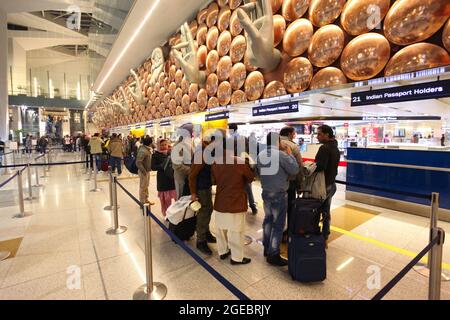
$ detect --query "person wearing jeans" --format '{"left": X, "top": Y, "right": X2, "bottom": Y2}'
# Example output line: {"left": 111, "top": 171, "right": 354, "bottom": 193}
{"left": 108, "top": 133, "right": 124, "bottom": 175}
{"left": 314, "top": 125, "right": 340, "bottom": 247}
{"left": 88, "top": 133, "right": 103, "bottom": 171}
{"left": 257, "top": 132, "right": 299, "bottom": 266}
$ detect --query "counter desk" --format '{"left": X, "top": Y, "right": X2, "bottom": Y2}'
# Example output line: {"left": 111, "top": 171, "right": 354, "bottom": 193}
{"left": 346, "top": 147, "right": 450, "bottom": 222}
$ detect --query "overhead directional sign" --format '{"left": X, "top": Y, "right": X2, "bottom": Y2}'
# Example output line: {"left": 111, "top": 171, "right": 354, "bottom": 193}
{"left": 146, "top": 122, "right": 154, "bottom": 128}
{"left": 160, "top": 120, "right": 171, "bottom": 127}
{"left": 253, "top": 102, "right": 299, "bottom": 117}
{"left": 351, "top": 79, "right": 450, "bottom": 106}
{"left": 205, "top": 111, "right": 230, "bottom": 122}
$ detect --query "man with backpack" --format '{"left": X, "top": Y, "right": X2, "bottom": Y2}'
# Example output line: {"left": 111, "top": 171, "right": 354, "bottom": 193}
{"left": 315, "top": 125, "right": 340, "bottom": 248}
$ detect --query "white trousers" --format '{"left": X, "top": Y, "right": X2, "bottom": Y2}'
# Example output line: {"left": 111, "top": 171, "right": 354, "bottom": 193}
{"left": 214, "top": 211, "right": 245, "bottom": 262}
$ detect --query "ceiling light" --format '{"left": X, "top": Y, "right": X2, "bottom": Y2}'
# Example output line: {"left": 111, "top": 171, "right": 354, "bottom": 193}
{"left": 96, "top": 0, "right": 161, "bottom": 92}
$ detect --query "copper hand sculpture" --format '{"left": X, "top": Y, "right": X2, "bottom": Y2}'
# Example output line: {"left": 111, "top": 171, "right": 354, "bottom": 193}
{"left": 171, "top": 22, "right": 206, "bottom": 86}
{"left": 237, "top": 0, "right": 281, "bottom": 71}
{"left": 128, "top": 69, "right": 148, "bottom": 105}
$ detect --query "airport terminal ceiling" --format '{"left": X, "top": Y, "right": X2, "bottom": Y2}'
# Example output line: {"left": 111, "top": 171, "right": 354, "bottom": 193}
{"left": 90, "top": 0, "right": 450, "bottom": 130}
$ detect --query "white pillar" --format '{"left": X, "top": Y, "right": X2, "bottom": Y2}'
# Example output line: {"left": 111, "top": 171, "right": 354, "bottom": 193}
{"left": 0, "top": 10, "right": 8, "bottom": 140}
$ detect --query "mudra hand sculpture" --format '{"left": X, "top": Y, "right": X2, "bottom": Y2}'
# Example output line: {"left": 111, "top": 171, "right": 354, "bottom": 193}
{"left": 106, "top": 87, "right": 131, "bottom": 116}
{"left": 171, "top": 22, "right": 206, "bottom": 86}
{"left": 149, "top": 47, "right": 164, "bottom": 87}
{"left": 237, "top": 0, "right": 281, "bottom": 71}
{"left": 128, "top": 69, "right": 148, "bottom": 105}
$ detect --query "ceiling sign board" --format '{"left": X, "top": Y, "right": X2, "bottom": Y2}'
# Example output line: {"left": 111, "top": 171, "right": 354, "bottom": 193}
{"left": 160, "top": 120, "right": 171, "bottom": 127}
{"left": 253, "top": 102, "right": 299, "bottom": 117}
{"left": 351, "top": 79, "right": 450, "bottom": 106}
{"left": 146, "top": 122, "right": 154, "bottom": 128}
{"left": 205, "top": 112, "right": 230, "bottom": 122}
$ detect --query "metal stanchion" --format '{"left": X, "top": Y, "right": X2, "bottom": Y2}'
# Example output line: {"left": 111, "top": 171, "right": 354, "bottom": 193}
{"left": 429, "top": 228, "right": 445, "bottom": 300}
{"left": 13, "top": 170, "right": 27, "bottom": 219}
{"left": 106, "top": 177, "right": 126, "bottom": 235}
{"left": 133, "top": 204, "right": 167, "bottom": 300}
{"left": 0, "top": 251, "right": 10, "bottom": 261}
{"left": 33, "top": 162, "right": 42, "bottom": 187}
{"left": 47, "top": 151, "right": 51, "bottom": 172}
{"left": 86, "top": 155, "right": 92, "bottom": 180}
{"left": 41, "top": 154, "right": 48, "bottom": 178}
{"left": 414, "top": 193, "right": 450, "bottom": 281}
{"left": 3, "top": 153, "right": 11, "bottom": 175}
{"left": 25, "top": 163, "right": 36, "bottom": 201}
{"left": 12, "top": 151, "right": 16, "bottom": 167}
{"left": 90, "top": 159, "right": 101, "bottom": 192}
{"left": 104, "top": 172, "right": 115, "bottom": 211}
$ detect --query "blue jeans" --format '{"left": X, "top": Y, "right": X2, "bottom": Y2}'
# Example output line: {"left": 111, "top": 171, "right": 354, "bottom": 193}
{"left": 93, "top": 154, "right": 101, "bottom": 171}
{"left": 322, "top": 183, "right": 337, "bottom": 240}
{"left": 262, "top": 191, "right": 288, "bottom": 257}
{"left": 110, "top": 156, "right": 122, "bottom": 175}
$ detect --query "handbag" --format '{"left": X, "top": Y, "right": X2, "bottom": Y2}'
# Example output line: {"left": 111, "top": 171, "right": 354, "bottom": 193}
{"left": 168, "top": 199, "right": 197, "bottom": 241}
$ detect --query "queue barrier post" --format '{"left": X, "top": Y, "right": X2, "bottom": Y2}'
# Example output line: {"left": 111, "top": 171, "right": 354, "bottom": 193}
{"left": 133, "top": 204, "right": 167, "bottom": 300}
{"left": 104, "top": 170, "right": 113, "bottom": 210}
{"left": 47, "top": 151, "right": 51, "bottom": 172}
{"left": 106, "top": 176, "right": 127, "bottom": 235}
{"left": 33, "top": 158, "right": 43, "bottom": 187}
{"left": 13, "top": 169, "right": 28, "bottom": 219}
{"left": 25, "top": 163, "right": 35, "bottom": 201}
{"left": 3, "top": 153, "right": 11, "bottom": 175}
{"left": 41, "top": 153, "right": 48, "bottom": 178}
{"left": 413, "top": 193, "right": 450, "bottom": 281}
{"left": 90, "top": 159, "right": 101, "bottom": 192}
{"left": 429, "top": 228, "right": 445, "bottom": 300}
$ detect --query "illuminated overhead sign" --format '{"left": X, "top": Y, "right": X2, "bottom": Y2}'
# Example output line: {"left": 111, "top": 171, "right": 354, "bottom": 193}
{"left": 252, "top": 102, "right": 299, "bottom": 117}
{"left": 160, "top": 120, "right": 171, "bottom": 127}
{"left": 205, "top": 112, "right": 230, "bottom": 122}
{"left": 351, "top": 79, "right": 450, "bottom": 106}
{"left": 146, "top": 122, "right": 153, "bottom": 128}
{"left": 362, "top": 116, "right": 398, "bottom": 121}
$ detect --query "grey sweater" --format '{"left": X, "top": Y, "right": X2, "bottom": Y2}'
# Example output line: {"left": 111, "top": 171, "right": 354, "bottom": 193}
{"left": 257, "top": 147, "right": 300, "bottom": 193}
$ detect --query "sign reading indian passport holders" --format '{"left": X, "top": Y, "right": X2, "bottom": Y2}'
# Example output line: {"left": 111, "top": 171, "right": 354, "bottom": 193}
{"left": 253, "top": 102, "right": 299, "bottom": 116}
{"left": 205, "top": 111, "right": 230, "bottom": 122}
{"left": 351, "top": 79, "right": 450, "bottom": 106}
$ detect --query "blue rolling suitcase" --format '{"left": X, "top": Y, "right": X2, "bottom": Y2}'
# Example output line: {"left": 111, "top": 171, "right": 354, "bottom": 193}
{"left": 288, "top": 233, "right": 327, "bottom": 283}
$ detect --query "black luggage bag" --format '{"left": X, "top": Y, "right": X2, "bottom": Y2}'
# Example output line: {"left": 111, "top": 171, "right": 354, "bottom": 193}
{"left": 289, "top": 197, "right": 323, "bottom": 235}
{"left": 169, "top": 201, "right": 196, "bottom": 241}
{"left": 288, "top": 233, "right": 327, "bottom": 282}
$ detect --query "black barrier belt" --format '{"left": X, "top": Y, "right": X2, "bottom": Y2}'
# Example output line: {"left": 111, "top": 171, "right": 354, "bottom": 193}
{"left": 114, "top": 179, "right": 250, "bottom": 301}
{"left": 115, "top": 179, "right": 143, "bottom": 208}
{"left": 335, "top": 180, "right": 432, "bottom": 201}
{"left": 0, "top": 160, "right": 87, "bottom": 168}
{"left": 19, "top": 166, "right": 27, "bottom": 173}
{"left": 371, "top": 235, "right": 439, "bottom": 300}
{"left": 0, "top": 171, "right": 20, "bottom": 189}
{"left": 34, "top": 154, "right": 46, "bottom": 161}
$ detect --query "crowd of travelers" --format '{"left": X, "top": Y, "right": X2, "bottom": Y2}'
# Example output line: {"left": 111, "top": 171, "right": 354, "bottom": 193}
{"left": 95, "top": 123, "right": 340, "bottom": 268}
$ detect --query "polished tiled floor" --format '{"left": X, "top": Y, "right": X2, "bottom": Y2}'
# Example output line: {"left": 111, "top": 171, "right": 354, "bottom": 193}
{"left": 0, "top": 151, "right": 449, "bottom": 300}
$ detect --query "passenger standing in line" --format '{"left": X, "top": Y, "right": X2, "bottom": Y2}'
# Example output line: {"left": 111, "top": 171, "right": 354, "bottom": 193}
{"left": 88, "top": 133, "right": 103, "bottom": 170}
{"left": 257, "top": 132, "right": 299, "bottom": 266}
{"left": 151, "top": 139, "right": 177, "bottom": 216}
{"left": 25, "top": 135, "right": 32, "bottom": 154}
{"left": 279, "top": 126, "right": 304, "bottom": 242}
{"left": 189, "top": 136, "right": 216, "bottom": 255}
{"left": 108, "top": 133, "right": 124, "bottom": 175}
{"left": 315, "top": 125, "right": 340, "bottom": 248}
{"left": 228, "top": 123, "right": 258, "bottom": 215}
{"left": 212, "top": 136, "right": 255, "bottom": 265}
{"left": 173, "top": 123, "right": 194, "bottom": 199}
{"left": 136, "top": 136, "right": 155, "bottom": 205}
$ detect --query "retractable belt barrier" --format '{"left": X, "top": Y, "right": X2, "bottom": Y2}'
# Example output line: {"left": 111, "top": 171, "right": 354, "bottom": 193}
{"left": 0, "top": 171, "right": 20, "bottom": 189}
{"left": 0, "top": 160, "right": 88, "bottom": 168}
{"left": 372, "top": 233, "right": 442, "bottom": 300}
{"left": 114, "top": 179, "right": 250, "bottom": 301}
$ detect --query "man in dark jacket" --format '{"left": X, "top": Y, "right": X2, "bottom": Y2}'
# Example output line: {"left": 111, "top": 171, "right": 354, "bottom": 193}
{"left": 315, "top": 125, "right": 340, "bottom": 247}
{"left": 189, "top": 137, "right": 217, "bottom": 255}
